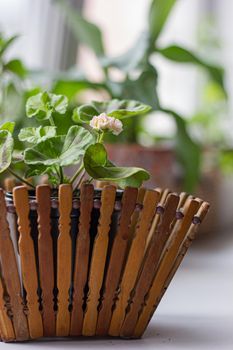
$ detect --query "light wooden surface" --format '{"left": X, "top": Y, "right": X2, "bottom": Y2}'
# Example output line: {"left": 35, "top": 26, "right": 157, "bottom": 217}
{"left": 13, "top": 186, "right": 43, "bottom": 339}
{"left": 109, "top": 189, "right": 161, "bottom": 336}
{"left": 96, "top": 187, "right": 138, "bottom": 336}
{"left": 82, "top": 185, "right": 116, "bottom": 336}
{"left": 70, "top": 184, "right": 94, "bottom": 336}
{"left": 56, "top": 184, "right": 73, "bottom": 337}
{"left": 36, "top": 185, "right": 55, "bottom": 336}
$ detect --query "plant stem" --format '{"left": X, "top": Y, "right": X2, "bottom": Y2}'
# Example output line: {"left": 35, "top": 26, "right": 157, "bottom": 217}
{"left": 49, "top": 115, "right": 55, "bottom": 126}
{"left": 70, "top": 163, "right": 84, "bottom": 184}
{"left": 7, "top": 168, "right": 35, "bottom": 189}
{"left": 75, "top": 169, "right": 86, "bottom": 189}
{"left": 59, "top": 166, "right": 64, "bottom": 183}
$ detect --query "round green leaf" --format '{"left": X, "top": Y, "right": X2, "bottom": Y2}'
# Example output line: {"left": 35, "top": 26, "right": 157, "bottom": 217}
{"left": 73, "top": 99, "right": 151, "bottom": 124}
{"left": 83, "top": 143, "right": 150, "bottom": 188}
{"left": 26, "top": 91, "right": 68, "bottom": 121}
{"left": 0, "top": 130, "right": 14, "bottom": 173}
{"left": 24, "top": 126, "right": 94, "bottom": 167}
{"left": 0, "top": 122, "right": 15, "bottom": 133}
{"left": 18, "top": 126, "right": 56, "bottom": 144}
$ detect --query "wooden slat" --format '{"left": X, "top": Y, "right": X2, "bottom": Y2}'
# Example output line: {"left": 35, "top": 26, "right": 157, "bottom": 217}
{"left": 3, "top": 178, "right": 16, "bottom": 192}
{"left": 96, "top": 187, "right": 138, "bottom": 336}
{"left": 82, "top": 185, "right": 116, "bottom": 336}
{"left": 146, "top": 188, "right": 170, "bottom": 247}
{"left": 134, "top": 200, "right": 209, "bottom": 338}
{"left": 120, "top": 193, "right": 179, "bottom": 337}
{"left": 0, "top": 275, "right": 15, "bottom": 342}
{"left": 56, "top": 184, "right": 72, "bottom": 336}
{"left": 109, "top": 189, "right": 160, "bottom": 336}
{"left": 36, "top": 185, "right": 55, "bottom": 336}
{"left": 0, "top": 189, "right": 29, "bottom": 341}
{"left": 70, "top": 184, "right": 94, "bottom": 336}
{"left": 13, "top": 186, "right": 43, "bottom": 339}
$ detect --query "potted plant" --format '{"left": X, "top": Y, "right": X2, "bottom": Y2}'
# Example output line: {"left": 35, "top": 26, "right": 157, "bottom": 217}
{"left": 0, "top": 91, "right": 209, "bottom": 342}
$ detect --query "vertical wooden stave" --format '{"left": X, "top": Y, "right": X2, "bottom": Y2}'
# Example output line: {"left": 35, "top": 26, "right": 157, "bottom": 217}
{"left": 82, "top": 185, "right": 116, "bottom": 336}
{"left": 0, "top": 275, "right": 15, "bottom": 342}
{"left": 36, "top": 185, "right": 55, "bottom": 336}
{"left": 0, "top": 189, "right": 29, "bottom": 341}
{"left": 109, "top": 189, "right": 161, "bottom": 336}
{"left": 120, "top": 193, "right": 179, "bottom": 338}
{"left": 13, "top": 186, "right": 43, "bottom": 339}
{"left": 70, "top": 184, "right": 94, "bottom": 336}
{"left": 96, "top": 187, "right": 138, "bottom": 336}
{"left": 133, "top": 200, "right": 209, "bottom": 338}
{"left": 56, "top": 184, "right": 73, "bottom": 337}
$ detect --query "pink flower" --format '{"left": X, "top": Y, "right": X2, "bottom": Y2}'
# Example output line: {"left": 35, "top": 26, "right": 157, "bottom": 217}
{"left": 90, "top": 113, "right": 123, "bottom": 135}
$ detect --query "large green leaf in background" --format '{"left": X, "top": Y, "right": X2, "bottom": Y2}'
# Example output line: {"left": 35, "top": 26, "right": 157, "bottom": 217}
{"left": 73, "top": 99, "right": 151, "bottom": 123}
{"left": 0, "top": 130, "right": 14, "bottom": 173}
{"left": 52, "top": 79, "right": 105, "bottom": 101}
{"left": 4, "top": 59, "right": 27, "bottom": 78}
{"left": 56, "top": 0, "right": 104, "bottom": 57}
{"left": 100, "top": 32, "right": 150, "bottom": 72}
{"left": 122, "top": 65, "right": 159, "bottom": 109}
{"left": 161, "top": 108, "right": 201, "bottom": 192}
{"left": 149, "top": 0, "right": 177, "bottom": 43}
{"left": 157, "top": 44, "right": 226, "bottom": 95}
{"left": 0, "top": 34, "right": 18, "bottom": 56}
{"left": 24, "top": 125, "right": 93, "bottom": 167}
{"left": 84, "top": 143, "right": 150, "bottom": 188}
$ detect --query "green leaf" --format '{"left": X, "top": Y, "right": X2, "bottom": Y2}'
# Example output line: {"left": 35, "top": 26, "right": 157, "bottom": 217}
{"left": 26, "top": 91, "right": 68, "bottom": 121}
{"left": 0, "top": 130, "right": 14, "bottom": 173}
{"left": 18, "top": 126, "right": 57, "bottom": 144}
{"left": 0, "top": 34, "right": 18, "bottom": 56}
{"left": 56, "top": 0, "right": 104, "bottom": 57}
{"left": 4, "top": 59, "right": 27, "bottom": 78}
{"left": 84, "top": 143, "right": 150, "bottom": 188}
{"left": 52, "top": 79, "right": 104, "bottom": 100}
{"left": 0, "top": 122, "right": 15, "bottom": 133}
{"left": 73, "top": 99, "right": 151, "bottom": 123}
{"left": 157, "top": 45, "right": 226, "bottom": 94}
{"left": 24, "top": 125, "right": 94, "bottom": 167}
{"left": 162, "top": 108, "right": 201, "bottom": 192}
{"left": 149, "top": 0, "right": 176, "bottom": 42}
{"left": 122, "top": 65, "right": 159, "bottom": 109}
{"left": 100, "top": 32, "right": 150, "bottom": 72}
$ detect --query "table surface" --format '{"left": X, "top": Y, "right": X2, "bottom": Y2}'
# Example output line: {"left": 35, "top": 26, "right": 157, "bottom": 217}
{"left": 1, "top": 229, "right": 233, "bottom": 350}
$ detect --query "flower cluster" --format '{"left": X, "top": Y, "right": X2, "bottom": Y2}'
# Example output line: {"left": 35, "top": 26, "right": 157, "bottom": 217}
{"left": 90, "top": 113, "right": 123, "bottom": 135}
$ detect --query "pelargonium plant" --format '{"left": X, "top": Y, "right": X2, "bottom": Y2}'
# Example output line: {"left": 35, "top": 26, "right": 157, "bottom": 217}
{"left": 0, "top": 91, "right": 151, "bottom": 190}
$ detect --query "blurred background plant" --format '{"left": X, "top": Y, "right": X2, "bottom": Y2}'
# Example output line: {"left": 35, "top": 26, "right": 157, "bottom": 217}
{"left": 0, "top": 0, "right": 233, "bottom": 234}
{"left": 51, "top": 0, "right": 227, "bottom": 192}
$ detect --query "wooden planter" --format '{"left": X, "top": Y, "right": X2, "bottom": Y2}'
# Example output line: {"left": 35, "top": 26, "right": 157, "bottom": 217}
{"left": 0, "top": 184, "right": 209, "bottom": 342}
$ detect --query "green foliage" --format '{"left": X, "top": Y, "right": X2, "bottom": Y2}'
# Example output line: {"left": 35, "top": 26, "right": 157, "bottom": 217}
{"left": 56, "top": 0, "right": 104, "bottom": 57}
{"left": 18, "top": 126, "right": 57, "bottom": 144}
{"left": 0, "top": 91, "right": 150, "bottom": 188}
{"left": 26, "top": 91, "right": 68, "bottom": 121}
{"left": 55, "top": 0, "right": 227, "bottom": 191}
{"left": 149, "top": 0, "right": 177, "bottom": 42}
{"left": 157, "top": 45, "right": 226, "bottom": 95}
{"left": 84, "top": 143, "right": 150, "bottom": 188}
{"left": 0, "top": 130, "right": 14, "bottom": 173}
{"left": 73, "top": 99, "right": 151, "bottom": 123}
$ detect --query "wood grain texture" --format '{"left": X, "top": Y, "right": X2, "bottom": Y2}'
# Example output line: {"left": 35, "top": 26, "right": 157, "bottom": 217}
{"left": 36, "top": 185, "right": 55, "bottom": 336}
{"left": 56, "top": 184, "right": 72, "bottom": 337}
{"left": 133, "top": 200, "right": 209, "bottom": 338}
{"left": 109, "top": 189, "right": 161, "bottom": 336}
{"left": 13, "top": 186, "right": 43, "bottom": 339}
{"left": 120, "top": 193, "right": 179, "bottom": 338}
{"left": 96, "top": 187, "right": 138, "bottom": 336}
{"left": 0, "top": 189, "right": 29, "bottom": 341}
{"left": 70, "top": 184, "right": 94, "bottom": 336}
{"left": 82, "top": 185, "right": 116, "bottom": 336}
{"left": 0, "top": 275, "right": 15, "bottom": 342}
